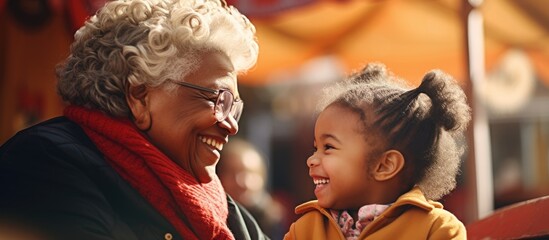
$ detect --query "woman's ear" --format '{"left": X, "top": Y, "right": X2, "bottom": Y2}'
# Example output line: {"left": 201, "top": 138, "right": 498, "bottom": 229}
{"left": 126, "top": 84, "right": 152, "bottom": 131}
{"left": 372, "top": 150, "right": 405, "bottom": 181}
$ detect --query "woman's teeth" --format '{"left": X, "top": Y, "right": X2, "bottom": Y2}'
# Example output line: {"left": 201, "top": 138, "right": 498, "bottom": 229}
{"left": 314, "top": 178, "right": 330, "bottom": 185}
{"left": 199, "top": 136, "right": 223, "bottom": 151}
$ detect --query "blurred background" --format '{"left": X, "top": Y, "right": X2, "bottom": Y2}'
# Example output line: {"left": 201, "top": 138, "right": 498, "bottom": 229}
{"left": 1, "top": 0, "right": 548, "bottom": 232}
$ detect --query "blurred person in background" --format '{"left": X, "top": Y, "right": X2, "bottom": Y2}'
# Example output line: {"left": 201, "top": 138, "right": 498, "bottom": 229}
{"left": 0, "top": 0, "right": 267, "bottom": 239}
{"left": 218, "top": 138, "right": 290, "bottom": 239}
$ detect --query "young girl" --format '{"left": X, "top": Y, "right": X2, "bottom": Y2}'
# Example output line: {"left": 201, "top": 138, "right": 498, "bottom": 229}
{"left": 284, "top": 63, "right": 471, "bottom": 239}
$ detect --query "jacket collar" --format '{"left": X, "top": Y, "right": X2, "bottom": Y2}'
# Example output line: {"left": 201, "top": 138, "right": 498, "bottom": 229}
{"left": 295, "top": 186, "right": 443, "bottom": 217}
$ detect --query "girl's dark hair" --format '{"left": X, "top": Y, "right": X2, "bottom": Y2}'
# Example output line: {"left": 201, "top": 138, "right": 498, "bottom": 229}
{"left": 319, "top": 63, "right": 471, "bottom": 200}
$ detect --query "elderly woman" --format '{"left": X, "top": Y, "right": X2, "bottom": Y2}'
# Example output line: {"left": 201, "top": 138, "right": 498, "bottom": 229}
{"left": 0, "top": 0, "right": 264, "bottom": 239}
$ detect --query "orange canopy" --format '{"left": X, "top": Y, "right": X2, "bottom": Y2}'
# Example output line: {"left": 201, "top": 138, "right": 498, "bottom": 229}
{"left": 237, "top": 0, "right": 549, "bottom": 86}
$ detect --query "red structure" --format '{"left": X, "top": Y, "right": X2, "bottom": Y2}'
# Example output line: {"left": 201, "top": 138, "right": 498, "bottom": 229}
{"left": 467, "top": 195, "right": 549, "bottom": 239}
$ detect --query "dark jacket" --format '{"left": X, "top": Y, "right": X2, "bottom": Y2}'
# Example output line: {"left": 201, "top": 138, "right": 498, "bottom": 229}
{"left": 0, "top": 117, "right": 268, "bottom": 240}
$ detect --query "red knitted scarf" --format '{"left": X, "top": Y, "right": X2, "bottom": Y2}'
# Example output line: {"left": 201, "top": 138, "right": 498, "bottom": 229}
{"left": 65, "top": 106, "right": 234, "bottom": 240}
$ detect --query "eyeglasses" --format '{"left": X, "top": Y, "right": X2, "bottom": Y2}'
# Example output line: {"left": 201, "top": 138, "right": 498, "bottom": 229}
{"left": 172, "top": 81, "right": 243, "bottom": 122}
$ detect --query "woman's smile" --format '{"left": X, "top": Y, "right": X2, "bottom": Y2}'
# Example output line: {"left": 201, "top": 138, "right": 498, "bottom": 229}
{"left": 199, "top": 135, "right": 225, "bottom": 151}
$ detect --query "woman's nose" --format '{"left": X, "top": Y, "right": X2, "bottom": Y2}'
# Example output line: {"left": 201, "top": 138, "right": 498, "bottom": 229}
{"left": 217, "top": 115, "right": 239, "bottom": 135}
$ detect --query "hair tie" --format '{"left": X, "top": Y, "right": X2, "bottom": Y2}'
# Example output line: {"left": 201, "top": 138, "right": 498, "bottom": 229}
{"left": 399, "top": 71, "right": 434, "bottom": 105}
{"left": 416, "top": 72, "right": 437, "bottom": 95}
{"left": 400, "top": 88, "right": 421, "bottom": 103}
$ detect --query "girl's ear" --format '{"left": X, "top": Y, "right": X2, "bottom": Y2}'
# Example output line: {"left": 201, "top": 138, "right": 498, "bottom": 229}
{"left": 372, "top": 150, "right": 405, "bottom": 181}
{"left": 126, "top": 84, "right": 152, "bottom": 131}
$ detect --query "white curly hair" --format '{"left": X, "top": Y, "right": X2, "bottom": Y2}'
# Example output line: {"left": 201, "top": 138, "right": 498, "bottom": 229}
{"left": 57, "top": 0, "right": 258, "bottom": 117}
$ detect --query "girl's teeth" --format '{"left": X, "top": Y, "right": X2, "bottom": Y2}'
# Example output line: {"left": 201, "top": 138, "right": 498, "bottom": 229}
{"left": 314, "top": 179, "right": 330, "bottom": 185}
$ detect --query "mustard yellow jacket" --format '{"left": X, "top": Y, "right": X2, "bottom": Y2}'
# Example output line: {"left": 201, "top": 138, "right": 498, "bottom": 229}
{"left": 284, "top": 187, "right": 466, "bottom": 240}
